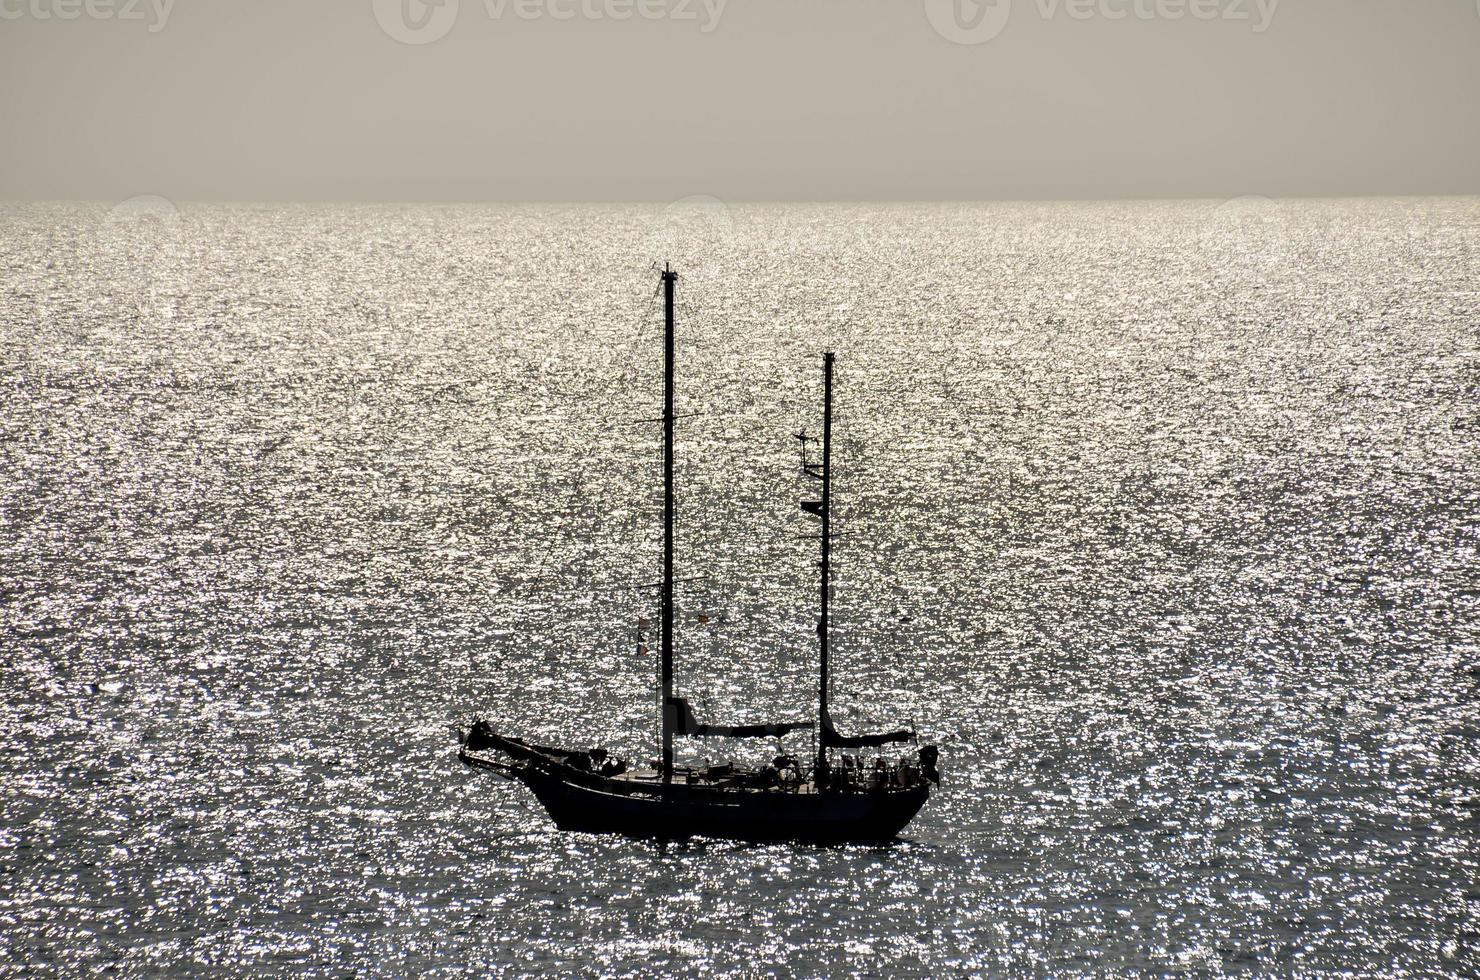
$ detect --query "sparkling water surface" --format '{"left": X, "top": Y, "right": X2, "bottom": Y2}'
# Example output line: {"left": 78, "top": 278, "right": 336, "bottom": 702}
{"left": 1, "top": 199, "right": 1477, "bottom": 976}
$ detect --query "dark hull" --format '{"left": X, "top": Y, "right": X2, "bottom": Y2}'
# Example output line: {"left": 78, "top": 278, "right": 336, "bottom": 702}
{"left": 519, "top": 766, "right": 929, "bottom": 844}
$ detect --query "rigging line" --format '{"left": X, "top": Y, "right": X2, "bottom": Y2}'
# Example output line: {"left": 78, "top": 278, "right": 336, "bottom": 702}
{"left": 597, "top": 280, "right": 665, "bottom": 397}
{"left": 530, "top": 447, "right": 609, "bottom": 575}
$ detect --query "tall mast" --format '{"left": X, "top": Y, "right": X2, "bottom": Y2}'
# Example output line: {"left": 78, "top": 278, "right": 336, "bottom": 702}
{"left": 816, "top": 351, "right": 834, "bottom": 779}
{"left": 660, "top": 265, "right": 677, "bottom": 782}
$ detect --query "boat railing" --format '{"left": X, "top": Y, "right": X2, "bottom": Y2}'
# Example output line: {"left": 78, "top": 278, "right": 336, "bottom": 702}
{"left": 821, "top": 755, "right": 923, "bottom": 792}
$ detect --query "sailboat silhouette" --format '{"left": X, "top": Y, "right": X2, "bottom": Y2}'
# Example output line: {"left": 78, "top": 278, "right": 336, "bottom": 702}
{"left": 461, "top": 266, "right": 939, "bottom": 843}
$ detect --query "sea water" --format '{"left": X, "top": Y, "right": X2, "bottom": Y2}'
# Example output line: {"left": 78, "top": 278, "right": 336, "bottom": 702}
{"left": 1, "top": 198, "right": 1477, "bottom": 975}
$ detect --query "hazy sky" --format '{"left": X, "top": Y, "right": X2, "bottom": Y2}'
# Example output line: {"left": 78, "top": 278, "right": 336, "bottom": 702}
{"left": 2, "top": 0, "right": 1478, "bottom": 201}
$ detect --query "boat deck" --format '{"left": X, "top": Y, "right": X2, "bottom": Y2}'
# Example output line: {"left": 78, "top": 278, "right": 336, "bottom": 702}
{"left": 614, "top": 769, "right": 824, "bottom": 794}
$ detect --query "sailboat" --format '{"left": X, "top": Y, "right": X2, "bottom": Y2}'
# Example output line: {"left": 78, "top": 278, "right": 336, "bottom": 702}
{"left": 460, "top": 265, "right": 939, "bottom": 843}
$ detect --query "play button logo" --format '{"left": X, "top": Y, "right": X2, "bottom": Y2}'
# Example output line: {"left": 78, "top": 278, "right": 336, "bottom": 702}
{"left": 924, "top": 0, "right": 1012, "bottom": 45}
{"left": 373, "top": 0, "right": 460, "bottom": 45}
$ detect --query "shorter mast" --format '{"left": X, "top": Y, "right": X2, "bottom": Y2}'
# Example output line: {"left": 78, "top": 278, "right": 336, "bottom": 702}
{"left": 816, "top": 352, "right": 834, "bottom": 779}
{"left": 803, "top": 352, "right": 912, "bottom": 765}
{"left": 660, "top": 265, "right": 677, "bottom": 782}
